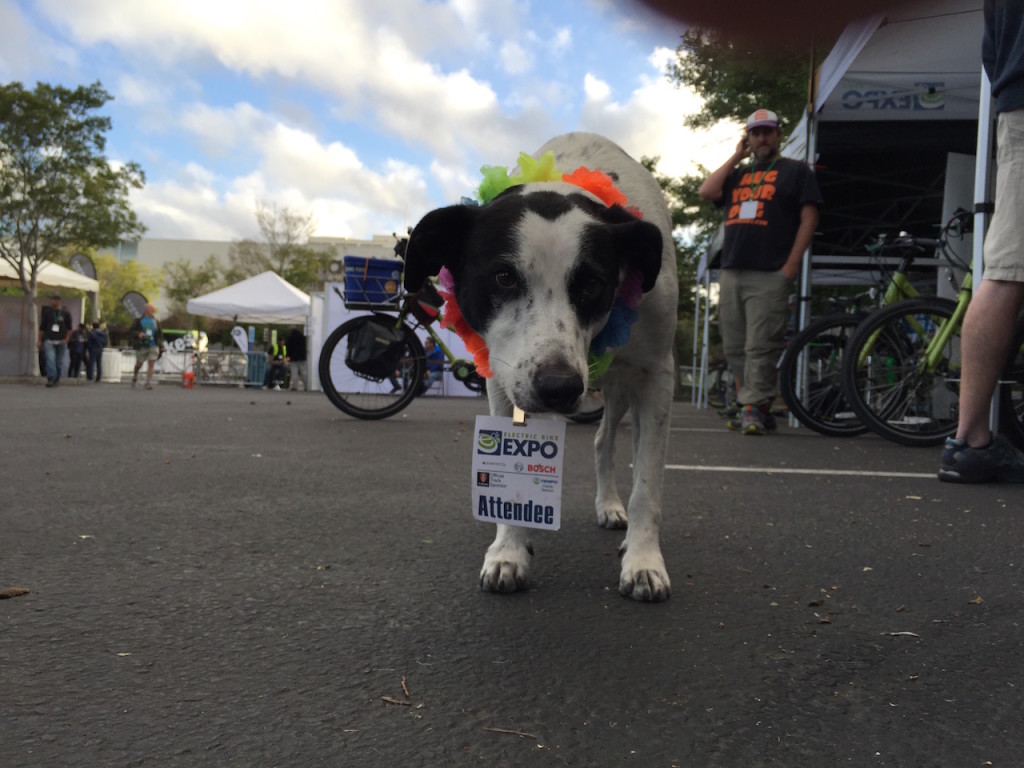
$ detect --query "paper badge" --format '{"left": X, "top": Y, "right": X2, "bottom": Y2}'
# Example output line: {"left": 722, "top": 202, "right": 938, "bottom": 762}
{"left": 471, "top": 415, "right": 566, "bottom": 531}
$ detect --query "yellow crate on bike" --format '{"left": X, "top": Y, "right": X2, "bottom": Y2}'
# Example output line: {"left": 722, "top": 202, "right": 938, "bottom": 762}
{"left": 342, "top": 255, "right": 404, "bottom": 308}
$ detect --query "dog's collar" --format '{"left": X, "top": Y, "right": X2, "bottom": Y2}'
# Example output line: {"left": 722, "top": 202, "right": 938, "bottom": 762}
{"left": 436, "top": 152, "right": 644, "bottom": 381}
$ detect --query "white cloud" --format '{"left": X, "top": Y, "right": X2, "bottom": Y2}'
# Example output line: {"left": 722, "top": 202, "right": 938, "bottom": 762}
{"left": 500, "top": 41, "right": 533, "bottom": 75}
{"left": 133, "top": 102, "right": 434, "bottom": 240}
{"left": 23, "top": 1, "right": 731, "bottom": 242}
{"left": 584, "top": 73, "right": 613, "bottom": 103}
{"left": 579, "top": 47, "right": 740, "bottom": 179}
{"left": 0, "top": 2, "right": 77, "bottom": 80}
{"left": 552, "top": 27, "right": 572, "bottom": 53}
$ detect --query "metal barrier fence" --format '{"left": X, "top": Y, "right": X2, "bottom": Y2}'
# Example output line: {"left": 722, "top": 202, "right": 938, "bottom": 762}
{"left": 121, "top": 348, "right": 268, "bottom": 387}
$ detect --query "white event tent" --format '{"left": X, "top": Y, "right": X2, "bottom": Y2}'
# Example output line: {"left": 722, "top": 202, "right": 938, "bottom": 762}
{"left": 0, "top": 260, "right": 100, "bottom": 293}
{"left": 0, "top": 260, "right": 101, "bottom": 377}
{"left": 186, "top": 271, "right": 311, "bottom": 325}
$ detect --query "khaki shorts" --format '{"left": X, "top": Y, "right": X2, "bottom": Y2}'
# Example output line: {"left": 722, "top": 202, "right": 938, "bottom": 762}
{"left": 983, "top": 108, "right": 1024, "bottom": 282}
{"left": 135, "top": 345, "right": 160, "bottom": 363}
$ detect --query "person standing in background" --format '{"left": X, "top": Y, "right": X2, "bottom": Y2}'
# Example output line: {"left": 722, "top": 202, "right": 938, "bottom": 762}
{"left": 938, "top": 0, "right": 1024, "bottom": 483}
{"left": 37, "top": 293, "right": 73, "bottom": 388}
{"left": 86, "top": 322, "right": 108, "bottom": 383}
{"left": 68, "top": 323, "right": 87, "bottom": 379}
{"left": 699, "top": 108, "right": 822, "bottom": 435}
{"left": 285, "top": 326, "right": 308, "bottom": 392}
{"left": 130, "top": 303, "right": 164, "bottom": 390}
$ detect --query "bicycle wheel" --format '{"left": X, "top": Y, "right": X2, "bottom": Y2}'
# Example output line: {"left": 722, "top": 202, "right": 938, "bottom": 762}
{"left": 778, "top": 314, "right": 868, "bottom": 437}
{"left": 842, "top": 297, "right": 960, "bottom": 447}
{"left": 998, "top": 314, "right": 1024, "bottom": 451}
{"left": 568, "top": 387, "right": 604, "bottom": 424}
{"left": 318, "top": 315, "right": 426, "bottom": 419}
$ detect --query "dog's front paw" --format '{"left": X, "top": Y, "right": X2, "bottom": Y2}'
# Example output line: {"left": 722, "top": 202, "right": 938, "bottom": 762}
{"left": 597, "top": 502, "right": 628, "bottom": 529}
{"left": 618, "top": 547, "right": 671, "bottom": 602}
{"left": 480, "top": 544, "right": 532, "bottom": 593}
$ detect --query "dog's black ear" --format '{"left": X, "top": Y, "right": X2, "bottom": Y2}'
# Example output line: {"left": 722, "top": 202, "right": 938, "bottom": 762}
{"left": 404, "top": 205, "right": 479, "bottom": 291}
{"left": 612, "top": 219, "right": 663, "bottom": 292}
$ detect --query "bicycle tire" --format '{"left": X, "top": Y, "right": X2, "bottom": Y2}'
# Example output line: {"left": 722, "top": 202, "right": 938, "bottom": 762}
{"left": 998, "top": 314, "right": 1024, "bottom": 451}
{"left": 841, "top": 297, "right": 960, "bottom": 447}
{"left": 778, "top": 314, "right": 868, "bottom": 437}
{"left": 318, "top": 315, "right": 426, "bottom": 420}
{"left": 568, "top": 387, "right": 604, "bottom": 424}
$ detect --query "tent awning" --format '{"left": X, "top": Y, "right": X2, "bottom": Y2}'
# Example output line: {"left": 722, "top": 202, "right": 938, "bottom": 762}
{"left": 0, "top": 260, "right": 100, "bottom": 293}
{"left": 186, "top": 271, "right": 311, "bottom": 324}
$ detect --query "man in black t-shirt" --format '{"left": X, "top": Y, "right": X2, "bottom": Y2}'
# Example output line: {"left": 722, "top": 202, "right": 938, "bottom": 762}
{"left": 36, "top": 293, "right": 73, "bottom": 387}
{"left": 699, "top": 108, "right": 822, "bottom": 435}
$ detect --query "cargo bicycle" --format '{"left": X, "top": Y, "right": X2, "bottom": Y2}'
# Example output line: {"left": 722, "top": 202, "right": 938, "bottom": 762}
{"left": 318, "top": 248, "right": 485, "bottom": 419}
{"left": 318, "top": 245, "right": 605, "bottom": 422}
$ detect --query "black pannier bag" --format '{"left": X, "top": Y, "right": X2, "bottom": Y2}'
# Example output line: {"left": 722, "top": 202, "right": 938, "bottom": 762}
{"left": 345, "top": 317, "right": 407, "bottom": 380}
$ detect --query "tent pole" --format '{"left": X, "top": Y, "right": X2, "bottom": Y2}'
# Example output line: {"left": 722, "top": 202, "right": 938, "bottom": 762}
{"left": 700, "top": 271, "right": 711, "bottom": 408}
{"left": 691, "top": 279, "right": 701, "bottom": 405}
{"left": 792, "top": 40, "right": 818, "bottom": 428}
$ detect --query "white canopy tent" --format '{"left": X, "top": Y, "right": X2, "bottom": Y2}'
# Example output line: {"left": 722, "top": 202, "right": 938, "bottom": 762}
{"left": 0, "top": 260, "right": 100, "bottom": 293}
{"left": 186, "top": 271, "right": 311, "bottom": 325}
{"left": 0, "top": 260, "right": 101, "bottom": 377}
{"left": 693, "top": 0, "right": 990, "bottom": 408}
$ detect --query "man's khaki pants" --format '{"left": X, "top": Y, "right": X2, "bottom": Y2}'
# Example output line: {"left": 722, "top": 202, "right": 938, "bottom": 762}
{"left": 718, "top": 268, "right": 791, "bottom": 407}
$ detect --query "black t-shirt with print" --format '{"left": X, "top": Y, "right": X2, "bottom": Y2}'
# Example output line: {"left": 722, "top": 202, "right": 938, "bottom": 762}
{"left": 39, "top": 306, "right": 73, "bottom": 341}
{"left": 718, "top": 157, "right": 823, "bottom": 272}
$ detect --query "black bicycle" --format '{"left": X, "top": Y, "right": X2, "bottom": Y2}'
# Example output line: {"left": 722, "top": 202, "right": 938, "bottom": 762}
{"left": 319, "top": 243, "right": 606, "bottom": 423}
{"left": 319, "top": 245, "right": 486, "bottom": 419}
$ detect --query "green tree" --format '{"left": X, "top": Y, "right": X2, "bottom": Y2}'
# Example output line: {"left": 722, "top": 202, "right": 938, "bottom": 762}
{"left": 0, "top": 80, "right": 145, "bottom": 374}
{"left": 225, "top": 203, "right": 330, "bottom": 293}
{"left": 162, "top": 255, "right": 223, "bottom": 319}
{"left": 668, "top": 29, "right": 811, "bottom": 131}
{"left": 93, "top": 252, "right": 162, "bottom": 341}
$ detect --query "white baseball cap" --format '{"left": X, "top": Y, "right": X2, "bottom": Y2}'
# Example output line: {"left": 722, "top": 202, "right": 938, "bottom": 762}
{"left": 746, "top": 109, "right": 780, "bottom": 130}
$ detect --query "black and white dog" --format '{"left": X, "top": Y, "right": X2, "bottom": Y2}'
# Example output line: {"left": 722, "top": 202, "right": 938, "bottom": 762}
{"left": 404, "top": 133, "right": 678, "bottom": 602}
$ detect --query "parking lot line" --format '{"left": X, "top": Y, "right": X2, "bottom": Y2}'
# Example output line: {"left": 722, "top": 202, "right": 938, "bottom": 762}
{"left": 665, "top": 464, "right": 934, "bottom": 479}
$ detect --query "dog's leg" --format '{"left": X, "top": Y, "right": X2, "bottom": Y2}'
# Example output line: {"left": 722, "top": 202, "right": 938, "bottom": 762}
{"left": 480, "top": 525, "right": 533, "bottom": 593}
{"left": 618, "top": 361, "right": 674, "bottom": 602}
{"left": 478, "top": 385, "right": 533, "bottom": 593}
{"left": 594, "top": 381, "right": 630, "bottom": 528}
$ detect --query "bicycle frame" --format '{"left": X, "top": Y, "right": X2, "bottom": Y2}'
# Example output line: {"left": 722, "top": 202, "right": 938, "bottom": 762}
{"left": 791, "top": 245, "right": 924, "bottom": 418}
{"left": 855, "top": 271, "right": 971, "bottom": 371}
{"left": 370, "top": 289, "right": 482, "bottom": 389}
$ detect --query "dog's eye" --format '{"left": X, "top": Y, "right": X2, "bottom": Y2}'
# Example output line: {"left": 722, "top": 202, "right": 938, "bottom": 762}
{"left": 494, "top": 270, "right": 518, "bottom": 289}
{"left": 580, "top": 277, "right": 605, "bottom": 299}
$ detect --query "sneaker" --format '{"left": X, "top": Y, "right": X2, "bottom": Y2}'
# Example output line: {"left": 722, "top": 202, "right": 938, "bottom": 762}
{"left": 761, "top": 409, "right": 778, "bottom": 432}
{"left": 131, "top": 377, "right": 138, "bottom": 388}
{"left": 273, "top": 384, "right": 281, "bottom": 391}
{"left": 728, "top": 405, "right": 767, "bottom": 435}
{"left": 938, "top": 434, "right": 1024, "bottom": 484}
{"left": 145, "top": 383, "right": 153, "bottom": 390}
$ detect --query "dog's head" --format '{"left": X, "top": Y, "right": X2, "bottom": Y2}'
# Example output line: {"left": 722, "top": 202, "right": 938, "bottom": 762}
{"left": 404, "top": 183, "right": 663, "bottom": 414}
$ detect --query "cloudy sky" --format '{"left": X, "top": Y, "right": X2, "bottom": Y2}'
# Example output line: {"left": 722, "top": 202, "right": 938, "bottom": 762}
{"left": 0, "top": 0, "right": 739, "bottom": 243}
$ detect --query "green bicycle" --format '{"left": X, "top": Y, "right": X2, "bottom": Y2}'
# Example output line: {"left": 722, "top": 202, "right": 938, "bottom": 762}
{"left": 840, "top": 237, "right": 1024, "bottom": 447}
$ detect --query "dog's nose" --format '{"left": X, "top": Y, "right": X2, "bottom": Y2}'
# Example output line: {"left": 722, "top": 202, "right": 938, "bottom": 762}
{"left": 535, "top": 366, "right": 585, "bottom": 413}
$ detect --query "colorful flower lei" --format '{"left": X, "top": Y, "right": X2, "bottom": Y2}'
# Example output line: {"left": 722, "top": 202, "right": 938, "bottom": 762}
{"left": 437, "top": 151, "right": 645, "bottom": 382}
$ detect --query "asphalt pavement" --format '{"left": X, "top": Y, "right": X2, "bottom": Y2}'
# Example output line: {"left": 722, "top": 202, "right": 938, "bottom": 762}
{"left": 1, "top": 378, "right": 1022, "bottom": 767}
